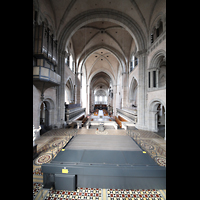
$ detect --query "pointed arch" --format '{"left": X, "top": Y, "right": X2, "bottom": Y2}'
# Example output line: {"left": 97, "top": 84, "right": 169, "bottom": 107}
{"left": 129, "top": 76, "right": 138, "bottom": 106}
{"left": 78, "top": 45, "right": 125, "bottom": 74}
{"left": 58, "top": 8, "right": 146, "bottom": 56}
{"left": 65, "top": 77, "right": 74, "bottom": 104}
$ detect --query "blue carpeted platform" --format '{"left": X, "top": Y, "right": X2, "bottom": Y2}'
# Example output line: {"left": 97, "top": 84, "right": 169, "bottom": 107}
{"left": 42, "top": 135, "right": 166, "bottom": 190}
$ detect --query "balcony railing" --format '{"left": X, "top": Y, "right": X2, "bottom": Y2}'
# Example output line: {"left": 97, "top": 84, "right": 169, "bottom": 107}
{"left": 33, "top": 66, "right": 61, "bottom": 85}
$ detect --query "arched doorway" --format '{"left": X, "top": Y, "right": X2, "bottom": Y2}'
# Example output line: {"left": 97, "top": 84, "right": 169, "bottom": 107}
{"left": 40, "top": 101, "right": 49, "bottom": 135}
{"left": 157, "top": 104, "right": 165, "bottom": 138}
{"left": 148, "top": 100, "right": 166, "bottom": 139}
{"left": 39, "top": 98, "right": 54, "bottom": 135}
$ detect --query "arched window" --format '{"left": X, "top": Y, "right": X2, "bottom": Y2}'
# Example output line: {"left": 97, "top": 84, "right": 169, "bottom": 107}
{"left": 69, "top": 54, "right": 73, "bottom": 71}
{"left": 130, "top": 54, "right": 138, "bottom": 73}
{"left": 148, "top": 51, "right": 166, "bottom": 90}
{"left": 130, "top": 55, "right": 134, "bottom": 72}
{"left": 150, "top": 19, "right": 163, "bottom": 44}
{"left": 129, "top": 77, "right": 138, "bottom": 107}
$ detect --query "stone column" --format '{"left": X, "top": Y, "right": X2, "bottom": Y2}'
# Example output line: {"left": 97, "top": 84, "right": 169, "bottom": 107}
{"left": 91, "top": 89, "right": 94, "bottom": 112}
{"left": 156, "top": 68, "right": 159, "bottom": 88}
{"left": 48, "top": 109, "right": 52, "bottom": 126}
{"left": 56, "top": 50, "right": 66, "bottom": 128}
{"left": 86, "top": 84, "right": 90, "bottom": 114}
{"left": 113, "top": 85, "right": 117, "bottom": 116}
{"left": 74, "top": 84, "right": 77, "bottom": 104}
{"left": 150, "top": 70, "right": 153, "bottom": 88}
{"left": 122, "top": 72, "right": 129, "bottom": 108}
{"left": 76, "top": 72, "right": 82, "bottom": 105}
{"left": 77, "top": 72, "right": 82, "bottom": 106}
{"left": 135, "top": 50, "right": 147, "bottom": 130}
{"left": 164, "top": 110, "right": 166, "bottom": 140}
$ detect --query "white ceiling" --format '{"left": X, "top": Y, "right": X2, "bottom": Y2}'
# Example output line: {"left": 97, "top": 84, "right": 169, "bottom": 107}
{"left": 34, "top": 0, "right": 166, "bottom": 92}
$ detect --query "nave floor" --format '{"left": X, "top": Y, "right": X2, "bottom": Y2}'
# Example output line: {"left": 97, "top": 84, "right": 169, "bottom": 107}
{"left": 33, "top": 128, "right": 166, "bottom": 200}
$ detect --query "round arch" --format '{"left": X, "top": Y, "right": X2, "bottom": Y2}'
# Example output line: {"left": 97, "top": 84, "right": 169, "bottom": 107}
{"left": 150, "top": 12, "right": 165, "bottom": 34}
{"left": 88, "top": 69, "right": 115, "bottom": 87}
{"left": 148, "top": 98, "right": 166, "bottom": 139}
{"left": 39, "top": 97, "right": 55, "bottom": 132}
{"left": 149, "top": 49, "right": 166, "bottom": 69}
{"left": 149, "top": 99, "right": 165, "bottom": 112}
{"left": 58, "top": 8, "right": 146, "bottom": 55}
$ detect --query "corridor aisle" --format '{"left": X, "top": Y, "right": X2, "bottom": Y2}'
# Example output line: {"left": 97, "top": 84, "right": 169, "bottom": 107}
{"left": 33, "top": 128, "right": 166, "bottom": 199}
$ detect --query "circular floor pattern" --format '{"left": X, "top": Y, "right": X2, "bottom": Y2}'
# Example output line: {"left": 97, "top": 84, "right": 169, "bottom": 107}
{"left": 154, "top": 156, "right": 166, "bottom": 166}
{"left": 34, "top": 154, "right": 52, "bottom": 165}
{"left": 52, "top": 139, "right": 66, "bottom": 147}
{"left": 140, "top": 142, "right": 155, "bottom": 150}
{"left": 95, "top": 130, "right": 108, "bottom": 135}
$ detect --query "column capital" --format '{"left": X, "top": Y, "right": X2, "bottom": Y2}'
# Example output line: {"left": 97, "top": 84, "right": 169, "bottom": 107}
{"left": 58, "top": 49, "right": 69, "bottom": 58}
{"left": 135, "top": 49, "right": 147, "bottom": 57}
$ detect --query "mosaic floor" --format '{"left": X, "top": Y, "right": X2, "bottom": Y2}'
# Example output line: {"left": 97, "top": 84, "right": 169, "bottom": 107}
{"left": 41, "top": 129, "right": 77, "bottom": 136}
{"left": 107, "top": 188, "right": 166, "bottom": 200}
{"left": 34, "top": 137, "right": 69, "bottom": 166}
{"left": 33, "top": 128, "right": 166, "bottom": 199}
{"left": 127, "top": 130, "right": 166, "bottom": 167}
{"left": 44, "top": 187, "right": 102, "bottom": 200}
{"left": 33, "top": 187, "right": 166, "bottom": 200}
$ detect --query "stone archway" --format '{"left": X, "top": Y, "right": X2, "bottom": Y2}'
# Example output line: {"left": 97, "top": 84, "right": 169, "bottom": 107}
{"left": 148, "top": 99, "right": 166, "bottom": 139}
{"left": 58, "top": 8, "right": 146, "bottom": 56}
{"left": 56, "top": 8, "right": 147, "bottom": 126}
{"left": 39, "top": 98, "right": 55, "bottom": 135}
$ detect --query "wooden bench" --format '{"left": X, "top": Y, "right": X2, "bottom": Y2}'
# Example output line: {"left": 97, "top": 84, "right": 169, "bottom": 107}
{"left": 115, "top": 116, "right": 122, "bottom": 128}
{"left": 82, "top": 117, "right": 88, "bottom": 125}
{"left": 115, "top": 116, "right": 127, "bottom": 128}
{"left": 103, "top": 109, "right": 109, "bottom": 116}
{"left": 76, "top": 115, "right": 84, "bottom": 120}
{"left": 94, "top": 109, "right": 99, "bottom": 116}
{"left": 67, "top": 122, "right": 77, "bottom": 129}
{"left": 118, "top": 115, "right": 127, "bottom": 122}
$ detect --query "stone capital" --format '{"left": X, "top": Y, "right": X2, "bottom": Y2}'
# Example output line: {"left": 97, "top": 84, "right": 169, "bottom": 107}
{"left": 135, "top": 49, "right": 147, "bottom": 57}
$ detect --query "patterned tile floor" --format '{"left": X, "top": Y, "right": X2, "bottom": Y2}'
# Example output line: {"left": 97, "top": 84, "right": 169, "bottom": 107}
{"left": 33, "top": 182, "right": 43, "bottom": 199}
{"left": 33, "top": 128, "right": 166, "bottom": 199}
{"left": 127, "top": 130, "right": 166, "bottom": 167}
{"left": 33, "top": 187, "right": 166, "bottom": 200}
{"left": 44, "top": 187, "right": 102, "bottom": 200}
{"left": 107, "top": 188, "right": 166, "bottom": 200}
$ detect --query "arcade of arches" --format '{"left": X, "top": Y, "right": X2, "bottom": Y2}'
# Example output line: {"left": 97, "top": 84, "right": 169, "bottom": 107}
{"left": 33, "top": 0, "right": 166, "bottom": 140}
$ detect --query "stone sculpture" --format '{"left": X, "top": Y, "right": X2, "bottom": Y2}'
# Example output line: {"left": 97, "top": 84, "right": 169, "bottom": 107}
{"left": 33, "top": 125, "right": 41, "bottom": 142}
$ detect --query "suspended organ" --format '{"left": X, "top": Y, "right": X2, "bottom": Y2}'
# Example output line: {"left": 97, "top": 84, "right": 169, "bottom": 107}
{"left": 33, "top": 22, "right": 61, "bottom": 93}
